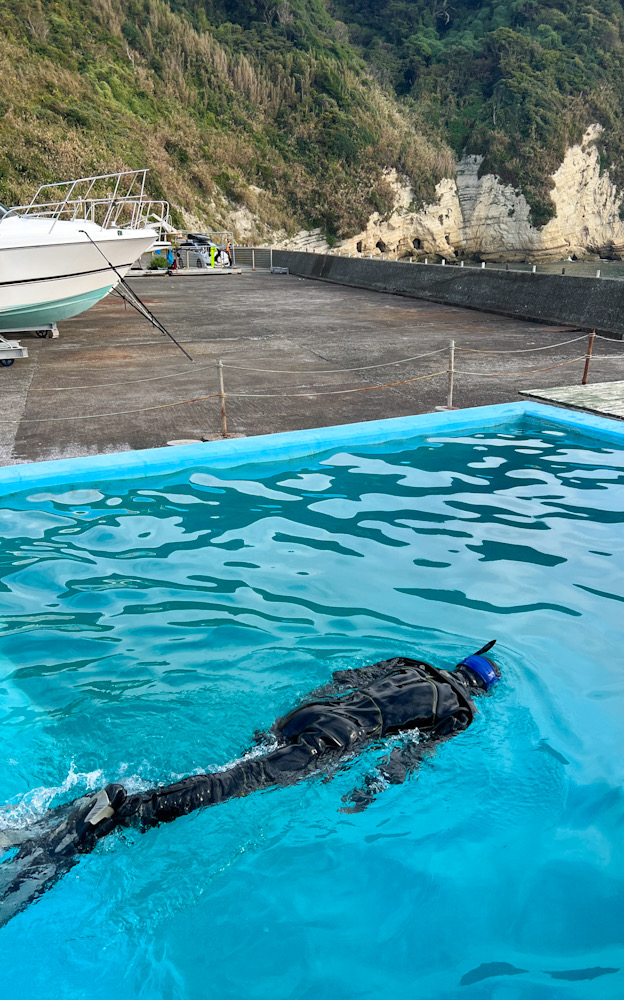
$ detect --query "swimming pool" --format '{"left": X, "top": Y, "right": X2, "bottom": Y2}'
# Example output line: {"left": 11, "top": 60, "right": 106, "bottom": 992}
{"left": 0, "top": 403, "right": 622, "bottom": 999}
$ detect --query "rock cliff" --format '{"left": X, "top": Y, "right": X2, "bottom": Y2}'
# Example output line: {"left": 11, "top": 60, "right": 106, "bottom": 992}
{"left": 279, "top": 126, "right": 624, "bottom": 262}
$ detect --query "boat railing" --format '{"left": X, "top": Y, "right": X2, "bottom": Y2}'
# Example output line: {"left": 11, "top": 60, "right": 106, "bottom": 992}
{"left": 7, "top": 169, "right": 171, "bottom": 237}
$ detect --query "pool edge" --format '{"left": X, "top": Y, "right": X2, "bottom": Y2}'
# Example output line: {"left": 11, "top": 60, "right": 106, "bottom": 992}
{"left": 1, "top": 401, "right": 623, "bottom": 494}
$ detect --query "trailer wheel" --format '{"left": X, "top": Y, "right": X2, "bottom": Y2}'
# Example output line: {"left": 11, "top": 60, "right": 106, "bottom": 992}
{"left": 0, "top": 359, "right": 15, "bottom": 367}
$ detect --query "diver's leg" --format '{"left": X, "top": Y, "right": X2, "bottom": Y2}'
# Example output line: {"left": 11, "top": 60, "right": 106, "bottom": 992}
{"left": 115, "top": 740, "right": 318, "bottom": 832}
{"left": 0, "top": 741, "right": 319, "bottom": 927}
{"left": 0, "top": 784, "right": 126, "bottom": 929}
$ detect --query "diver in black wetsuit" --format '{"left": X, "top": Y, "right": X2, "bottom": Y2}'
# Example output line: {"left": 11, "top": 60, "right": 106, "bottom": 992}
{"left": 0, "top": 641, "right": 499, "bottom": 927}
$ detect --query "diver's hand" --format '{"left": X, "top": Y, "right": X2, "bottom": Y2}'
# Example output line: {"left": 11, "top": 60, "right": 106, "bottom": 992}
{"left": 340, "top": 788, "right": 375, "bottom": 814}
{"left": 340, "top": 774, "right": 387, "bottom": 814}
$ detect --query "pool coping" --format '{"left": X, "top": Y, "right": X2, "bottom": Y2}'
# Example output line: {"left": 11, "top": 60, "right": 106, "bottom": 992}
{"left": 0, "top": 401, "right": 623, "bottom": 495}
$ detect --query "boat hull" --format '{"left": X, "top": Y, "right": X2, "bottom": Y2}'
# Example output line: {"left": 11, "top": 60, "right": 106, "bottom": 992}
{"left": 0, "top": 221, "right": 156, "bottom": 331}
{"left": 0, "top": 283, "right": 115, "bottom": 329}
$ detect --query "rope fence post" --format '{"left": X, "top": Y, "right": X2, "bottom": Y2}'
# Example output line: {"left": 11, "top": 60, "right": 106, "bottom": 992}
{"left": 582, "top": 329, "right": 596, "bottom": 385}
{"left": 217, "top": 359, "right": 228, "bottom": 437}
{"left": 447, "top": 338, "right": 455, "bottom": 409}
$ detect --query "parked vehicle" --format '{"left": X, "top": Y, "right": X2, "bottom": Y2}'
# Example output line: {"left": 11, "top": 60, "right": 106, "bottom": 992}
{"left": 177, "top": 234, "right": 232, "bottom": 268}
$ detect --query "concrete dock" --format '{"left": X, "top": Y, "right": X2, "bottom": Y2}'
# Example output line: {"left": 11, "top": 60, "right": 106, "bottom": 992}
{"left": 3, "top": 272, "right": 624, "bottom": 466}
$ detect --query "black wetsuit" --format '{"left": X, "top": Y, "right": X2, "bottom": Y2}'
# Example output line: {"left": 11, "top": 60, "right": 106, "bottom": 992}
{"left": 0, "top": 654, "right": 486, "bottom": 928}
{"left": 104, "top": 657, "right": 477, "bottom": 832}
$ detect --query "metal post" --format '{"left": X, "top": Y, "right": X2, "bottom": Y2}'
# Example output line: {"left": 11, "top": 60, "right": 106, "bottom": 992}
{"left": 562, "top": 267, "right": 566, "bottom": 275}
{"left": 424, "top": 258, "right": 428, "bottom": 265}
{"left": 532, "top": 265, "right": 536, "bottom": 273}
{"left": 252, "top": 249, "right": 255, "bottom": 271}
{"left": 596, "top": 269, "right": 601, "bottom": 278}
{"left": 447, "top": 339, "right": 455, "bottom": 409}
{"left": 270, "top": 247, "right": 273, "bottom": 269}
{"left": 460, "top": 260, "right": 464, "bottom": 267}
{"left": 441, "top": 258, "right": 446, "bottom": 266}
{"left": 481, "top": 261, "right": 486, "bottom": 269}
{"left": 217, "top": 359, "right": 228, "bottom": 437}
{"left": 582, "top": 329, "right": 595, "bottom": 385}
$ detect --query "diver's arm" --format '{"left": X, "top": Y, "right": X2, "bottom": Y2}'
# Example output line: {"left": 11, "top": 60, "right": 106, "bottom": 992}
{"left": 340, "top": 740, "right": 428, "bottom": 814}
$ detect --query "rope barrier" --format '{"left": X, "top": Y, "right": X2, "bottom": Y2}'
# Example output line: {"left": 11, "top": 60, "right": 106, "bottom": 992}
{"left": 5, "top": 329, "right": 624, "bottom": 427}
{"left": 0, "top": 370, "right": 449, "bottom": 423}
{"left": 22, "top": 347, "right": 448, "bottom": 391}
{"left": 457, "top": 335, "right": 587, "bottom": 354}
{"left": 26, "top": 362, "right": 223, "bottom": 392}
{"left": 0, "top": 394, "right": 219, "bottom": 424}
{"left": 224, "top": 370, "right": 447, "bottom": 398}
{"left": 584, "top": 354, "right": 624, "bottom": 360}
{"left": 220, "top": 347, "right": 448, "bottom": 374}
{"left": 23, "top": 337, "right": 624, "bottom": 393}
{"left": 454, "top": 356, "right": 586, "bottom": 378}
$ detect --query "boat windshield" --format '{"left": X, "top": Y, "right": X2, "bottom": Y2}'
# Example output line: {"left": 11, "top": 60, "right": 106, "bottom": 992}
{"left": 0, "top": 203, "right": 16, "bottom": 220}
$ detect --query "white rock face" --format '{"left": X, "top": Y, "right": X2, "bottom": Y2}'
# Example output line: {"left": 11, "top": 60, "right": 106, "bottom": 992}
{"left": 542, "top": 124, "right": 624, "bottom": 259}
{"left": 319, "top": 126, "right": 624, "bottom": 261}
{"left": 454, "top": 125, "right": 624, "bottom": 260}
{"left": 337, "top": 169, "right": 462, "bottom": 259}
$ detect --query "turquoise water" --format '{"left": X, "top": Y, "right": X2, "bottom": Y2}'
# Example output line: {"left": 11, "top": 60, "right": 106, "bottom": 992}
{"left": 0, "top": 429, "right": 623, "bottom": 999}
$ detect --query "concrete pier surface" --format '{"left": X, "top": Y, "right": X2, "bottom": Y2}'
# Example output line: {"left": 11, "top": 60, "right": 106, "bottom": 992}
{"left": 3, "top": 272, "right": 624, "bottom": 467}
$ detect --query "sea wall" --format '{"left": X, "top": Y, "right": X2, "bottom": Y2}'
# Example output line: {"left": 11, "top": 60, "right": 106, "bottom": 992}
{"left": 272, "top": 251, "right": 624, "bottom": 339}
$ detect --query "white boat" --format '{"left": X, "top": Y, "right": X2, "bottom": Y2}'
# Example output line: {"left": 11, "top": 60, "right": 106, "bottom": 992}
{"left": 0, "top": 170, "right": 162, "bottom": 332}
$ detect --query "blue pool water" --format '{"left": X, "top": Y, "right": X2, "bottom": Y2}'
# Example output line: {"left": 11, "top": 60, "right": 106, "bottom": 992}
{"left": 0, "top": 428, "right": 623, "bottom": 999}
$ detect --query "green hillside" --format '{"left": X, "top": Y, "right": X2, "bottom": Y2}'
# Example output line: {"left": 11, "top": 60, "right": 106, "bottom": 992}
{"left": 0, "top": 0, "right": 451, "bottom": 239}
{"left": 332, "top": 0, "right": 624, "bottom": 225}
{"left": 2, "top": 0, "right": 624, "bottom": 237}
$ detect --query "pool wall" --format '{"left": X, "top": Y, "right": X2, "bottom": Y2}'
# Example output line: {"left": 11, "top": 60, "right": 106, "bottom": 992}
{"left": 273, "top": 250, "right": 624, "bottom": 340}
{"left": 0, "top": 401, "right": 622, "bottom": 494}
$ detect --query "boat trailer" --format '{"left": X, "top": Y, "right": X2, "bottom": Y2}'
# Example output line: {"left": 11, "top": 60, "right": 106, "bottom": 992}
{"left": 0, "top": 330, "right": 36, "bottom": 367}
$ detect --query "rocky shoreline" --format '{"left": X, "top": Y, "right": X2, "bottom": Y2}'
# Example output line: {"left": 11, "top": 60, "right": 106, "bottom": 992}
{"left": 273, "top": 125, "right": 624, "bottom": 264}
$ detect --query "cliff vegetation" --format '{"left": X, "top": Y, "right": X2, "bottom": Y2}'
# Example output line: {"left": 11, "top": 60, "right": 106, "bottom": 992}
{"left": 3, "top": 0, "right": 624, "bottom": 236}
